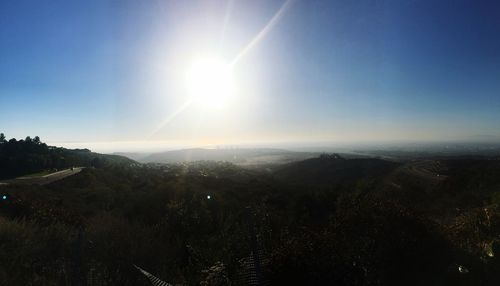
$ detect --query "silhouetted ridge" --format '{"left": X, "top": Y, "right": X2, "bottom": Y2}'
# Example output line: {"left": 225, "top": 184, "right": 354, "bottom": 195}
{"left": 273, "top": 154, "right": 400, "bottom": 188}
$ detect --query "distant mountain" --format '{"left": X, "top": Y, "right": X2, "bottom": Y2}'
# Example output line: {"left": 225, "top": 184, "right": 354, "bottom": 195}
{"left": 113, "top": 152, "right": 150, "bottom": 162}
{"left": 139, "top": 148, "right": 319, "bottom": 165}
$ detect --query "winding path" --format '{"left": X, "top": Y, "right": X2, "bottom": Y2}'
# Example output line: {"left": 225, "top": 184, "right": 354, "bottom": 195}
{"left": 0, "top": 167, "right": 84, "bottom": 186}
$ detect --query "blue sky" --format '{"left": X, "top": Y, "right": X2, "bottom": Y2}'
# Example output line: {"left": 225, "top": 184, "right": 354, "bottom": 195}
{"left": 1, "top": 0, "right": 499, "bottom": 151}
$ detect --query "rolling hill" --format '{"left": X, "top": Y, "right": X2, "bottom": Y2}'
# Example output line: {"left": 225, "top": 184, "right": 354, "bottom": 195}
{"left": 0, "top": 136, "right": 136, "bottom": 180}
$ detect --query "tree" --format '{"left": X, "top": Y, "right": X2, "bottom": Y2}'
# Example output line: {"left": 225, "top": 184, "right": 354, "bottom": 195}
{"left": 0, "top": 133, "right": 5, "bottom": 143}
{"left": 34, "top": 136, "right": 41, "bottom": 144}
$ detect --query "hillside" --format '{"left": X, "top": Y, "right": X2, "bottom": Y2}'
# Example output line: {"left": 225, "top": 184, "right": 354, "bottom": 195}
{"left": 0, "top": 135, "right": 135, "bottom": 180}
{"left": 273, "top": 154, "right": 400, "bottom": 190}
{"left": 1, "top": 146, "right": 500, "bottom": 285}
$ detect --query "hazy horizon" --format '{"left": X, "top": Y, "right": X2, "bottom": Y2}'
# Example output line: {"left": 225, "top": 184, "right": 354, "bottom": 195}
{"left": 43, "top": 137, "right": 500, "bottom": 154}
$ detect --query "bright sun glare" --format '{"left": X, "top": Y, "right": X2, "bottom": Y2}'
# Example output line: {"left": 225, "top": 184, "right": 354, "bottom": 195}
{"left": 185, "top": 58, "right": 234, "bottom": 110}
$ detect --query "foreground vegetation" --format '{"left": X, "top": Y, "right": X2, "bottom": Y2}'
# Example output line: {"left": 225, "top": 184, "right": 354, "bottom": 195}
{"left": 1, "top": 137, "right": 500, "bottom": 285}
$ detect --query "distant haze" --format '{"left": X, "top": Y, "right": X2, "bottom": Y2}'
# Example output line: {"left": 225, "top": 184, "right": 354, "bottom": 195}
{"left": 45, "top": 135, "right": 500, "bottom": 154}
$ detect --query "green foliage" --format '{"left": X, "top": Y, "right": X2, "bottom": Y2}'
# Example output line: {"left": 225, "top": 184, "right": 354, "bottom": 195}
{"left": 1, "top": 152, "right": 500, "bottom": 284}
{"left": 267, "top": 194, "right": 452, "bottom": 285}
{"left": 0, "top": 217, "right": 77, "bottom": 285}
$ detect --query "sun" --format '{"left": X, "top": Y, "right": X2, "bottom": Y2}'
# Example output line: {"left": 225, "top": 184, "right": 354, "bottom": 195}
{"left": 185, "top": 58, "right": 234, "bottom": 110}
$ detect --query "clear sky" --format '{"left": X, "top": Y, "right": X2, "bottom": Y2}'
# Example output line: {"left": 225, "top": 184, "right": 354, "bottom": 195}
{"left": 1, "top": 0, "right": 499, "bottom": 152}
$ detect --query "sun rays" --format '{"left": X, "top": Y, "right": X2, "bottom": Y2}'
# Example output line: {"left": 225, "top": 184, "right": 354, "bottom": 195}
{"left": 150, "top": 0, "right": 294, "bottom": 138}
